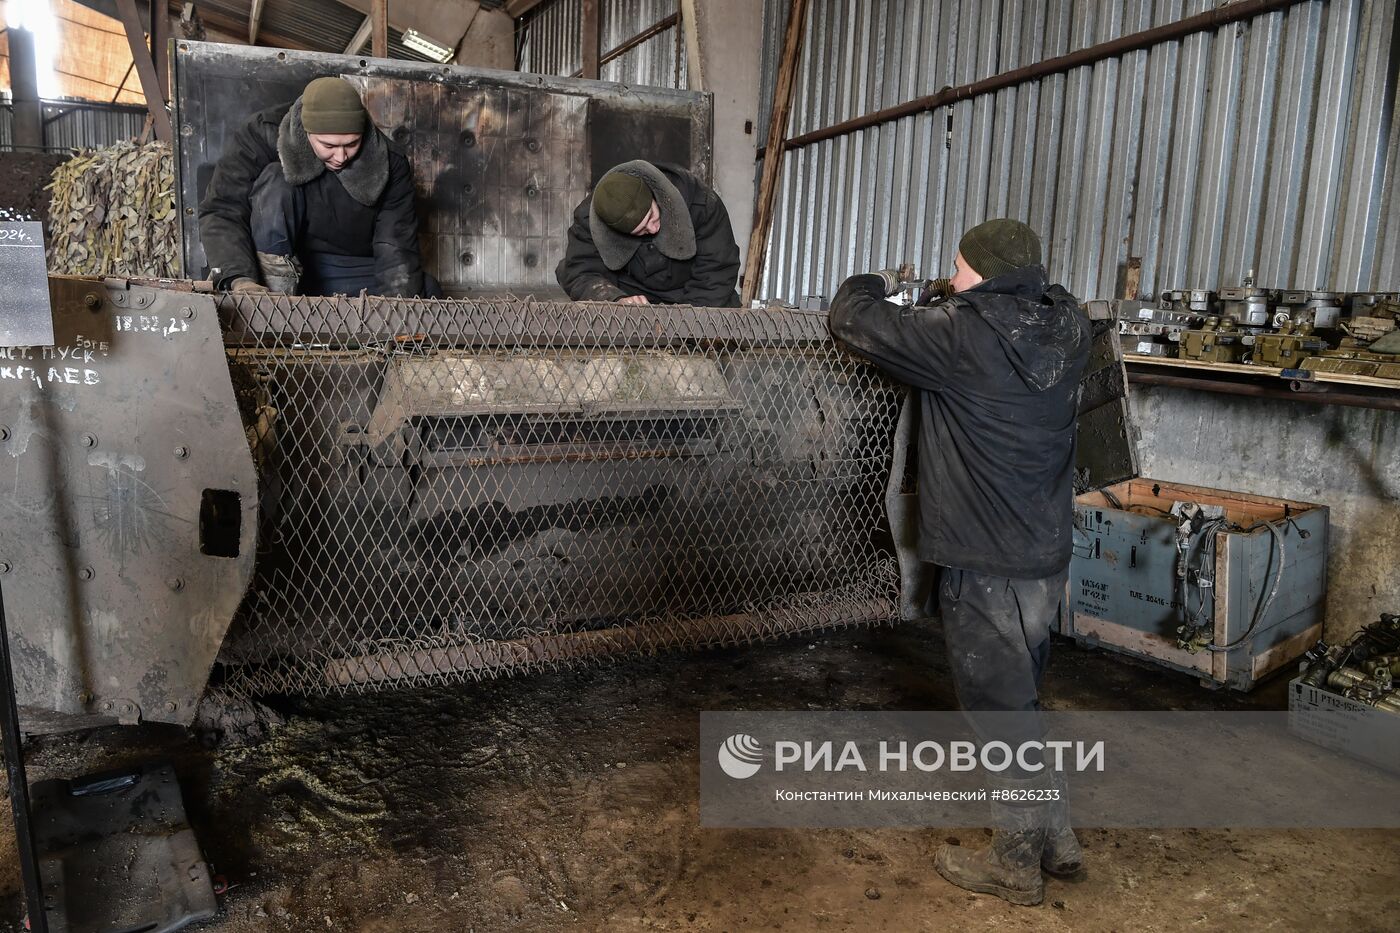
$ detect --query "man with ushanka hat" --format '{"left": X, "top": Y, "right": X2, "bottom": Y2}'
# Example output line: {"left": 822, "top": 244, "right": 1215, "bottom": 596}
{"left": 828, "top": 220, "right": 1092, "bottom": 908}
{"left": 199, "top": 76, "right": 434, "bottom": 297}
{"left": 556, "top": 160, "right": 741, "bottom": 307}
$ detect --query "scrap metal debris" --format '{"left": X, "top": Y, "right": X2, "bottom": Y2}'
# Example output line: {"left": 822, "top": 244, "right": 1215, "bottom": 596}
{"left": 46, "top": 141, "right": 178, "bottom": 278}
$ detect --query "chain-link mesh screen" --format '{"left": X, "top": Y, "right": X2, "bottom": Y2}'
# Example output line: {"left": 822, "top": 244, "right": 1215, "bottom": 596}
{"left": 216, "top": 294, "right": 902, "bottom": 695}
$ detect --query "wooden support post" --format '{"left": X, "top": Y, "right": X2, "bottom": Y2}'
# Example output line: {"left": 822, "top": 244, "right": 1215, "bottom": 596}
{"left": 678, "top": 0, "right": 703, "bottom": 91}
{"left": 152, "top": 0, "right": 170, "bottom": 101}
{"left": 345, "top": 16, "right": 373, "bottom": 54}
{"left": 581, "top": 0, "right": 600, "bottom": 80}
{"left": 248, "top": 0, "right": 266, "bottom": 45}
{"left": 673, "top": 10, "right": 683, "bottom": 88}
{"left": 372, "top": 0, "right": 389, "bottom": 58}
{"left": 115, "top": 0, "right": 174, "bottom": 143}
{"left": 741, "top": 0, "right": 808, "bottom": 306}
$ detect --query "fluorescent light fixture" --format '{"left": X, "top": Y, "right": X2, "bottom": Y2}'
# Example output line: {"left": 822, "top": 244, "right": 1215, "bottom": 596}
{"left": 401, "top": 29, "right": 454, "bottom": 63}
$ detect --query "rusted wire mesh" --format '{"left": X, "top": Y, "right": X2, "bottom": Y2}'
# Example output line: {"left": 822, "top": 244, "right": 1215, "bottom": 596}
{"left": 216, "top": 293, "right": 902, "bottom": 695}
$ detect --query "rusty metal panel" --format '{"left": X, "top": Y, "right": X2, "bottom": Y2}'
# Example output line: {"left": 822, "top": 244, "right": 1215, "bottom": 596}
{"left": 171, "top": 41, "right": 714, "bottom": 297}
{"left": 0, "top": 277, "right": 258, "bottom": 731}
{"left": 213, "top": 291, "right": 902, "bottom": 696}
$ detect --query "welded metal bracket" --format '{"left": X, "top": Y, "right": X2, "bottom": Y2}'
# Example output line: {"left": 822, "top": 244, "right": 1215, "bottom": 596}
{"left": 0, "top": 276, "right": 257, "bottom": 732}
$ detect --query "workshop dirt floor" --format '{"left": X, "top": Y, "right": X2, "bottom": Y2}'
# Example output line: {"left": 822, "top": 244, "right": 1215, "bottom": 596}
{"left": 2, "top": 621, "right": 1397, "bottom": 932}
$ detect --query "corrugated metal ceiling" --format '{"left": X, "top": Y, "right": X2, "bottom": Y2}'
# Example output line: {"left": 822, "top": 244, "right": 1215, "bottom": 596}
{"left": 199, "top": 0, "right": 436, "bottom": 61}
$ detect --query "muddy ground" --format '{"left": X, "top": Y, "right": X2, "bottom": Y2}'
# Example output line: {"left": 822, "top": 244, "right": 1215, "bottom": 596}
{"left": 2, "top": 621, "right": 1397, "bottom": 932}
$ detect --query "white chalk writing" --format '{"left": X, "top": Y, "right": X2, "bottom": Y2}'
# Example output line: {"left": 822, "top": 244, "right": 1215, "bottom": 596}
{"left": 0, "top": 334, "right": 109, "bottom": 388}
{"left": 115, "top": 315, "right": 189, "bottom": 338}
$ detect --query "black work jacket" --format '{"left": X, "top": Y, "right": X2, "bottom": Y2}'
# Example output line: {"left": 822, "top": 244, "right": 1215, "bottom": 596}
{"left": 829, "top": 266, "right": 1091, "bottom": 579}
{"left": 556, "top": 165, "right": 741, "bottom": 307}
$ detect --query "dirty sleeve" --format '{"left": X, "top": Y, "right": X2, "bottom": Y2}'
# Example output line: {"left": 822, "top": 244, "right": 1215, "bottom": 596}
{"left": 827, "top": 273, "right": 961, "bottom": 391}
{"left": 555, "top": 197, "right": 628, "bottom": 302}
{"left": 678, "top": 186, "right": 741, "bottom": 308}
{"left": 198, "top": 112, "right": 280, "bottom": 288}
{"left": 372, "top": 151, "right": 427, "bottom": 297}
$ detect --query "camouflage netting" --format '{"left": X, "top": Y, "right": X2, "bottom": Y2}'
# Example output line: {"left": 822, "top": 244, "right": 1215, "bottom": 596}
{"left": 46, "top": 141, "right": 178, "bottom": 278}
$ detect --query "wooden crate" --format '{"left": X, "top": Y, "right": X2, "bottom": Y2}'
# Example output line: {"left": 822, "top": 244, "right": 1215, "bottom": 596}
{"left": 1064, "top": 479, "right": 1328, "bottom": 690}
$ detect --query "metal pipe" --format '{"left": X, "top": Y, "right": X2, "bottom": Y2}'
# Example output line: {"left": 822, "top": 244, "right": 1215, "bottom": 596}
{"left": 773, "top": 0, "right": 1310, "bottom": 154}
{"left": 569, "top": 13, "right": 680, "bottom": 78}
{"left": 7, "top": 27, "right": 44, "bottom": 151}
{"left": 325, "top": 596, "right": 893, "bottom": 687}
{"left": 1126, "top": 369, "right": 1400, "bottom": 412}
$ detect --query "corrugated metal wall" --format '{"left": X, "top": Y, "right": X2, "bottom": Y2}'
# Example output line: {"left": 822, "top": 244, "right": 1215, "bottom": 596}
{"left": 0, "top": 100, "right": 148, "bottom": 151}
{"left": 518, "top": 0, "right": 687, "bottom": 89}
{"left": 41, "top": 102, "right": 148, "bottom": 150}
{"left": 758, "top": 0, "right": 1400, "bottom": 303}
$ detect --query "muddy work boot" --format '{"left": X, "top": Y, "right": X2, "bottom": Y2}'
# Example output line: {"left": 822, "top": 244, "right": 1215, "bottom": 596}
{"left": 255, "top": 251, "right": 302, "bottom": 294}
{"left": 934, "top": 776, "right": 1049, "bottom": 906}
{"left": 1042, "top": 770, "right": 1084, "bottom": 878}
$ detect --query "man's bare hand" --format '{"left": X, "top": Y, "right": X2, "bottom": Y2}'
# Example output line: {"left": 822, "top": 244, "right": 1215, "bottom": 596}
{"left": 618, "top": 295, "right": 650, "bottom": 305}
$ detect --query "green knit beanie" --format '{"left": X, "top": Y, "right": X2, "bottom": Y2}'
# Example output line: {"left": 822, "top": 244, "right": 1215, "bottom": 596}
{"left": 300, "top": 77, "right": 366, "bottom": 135}
{"left": 958, "top": 218, "right": 1042, "bottom": 279}
{"left": 593, "top": 171, "right": 653, "bottom": 233}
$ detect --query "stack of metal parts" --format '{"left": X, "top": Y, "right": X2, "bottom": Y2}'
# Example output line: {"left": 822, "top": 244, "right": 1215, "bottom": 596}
{"left": 216, "top": 293, "right": 903, "bottom": 696}
{"left": 1299, "top": 615, "right": 1400, "bottom": 714}
{"left": 45, "top": 141, "right": 179, "bottom": 279}
{"left": 1120, "top": 286, "right": 1400, "bottom": 377}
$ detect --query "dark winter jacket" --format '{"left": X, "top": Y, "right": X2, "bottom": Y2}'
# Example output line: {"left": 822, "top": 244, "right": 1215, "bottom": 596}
{"left": 556, "top": 161, "right": 740, "bottom": 307}
{"left": 198, "top": 99, "right": 425, "bottom": 296}
{"left": 829, "top": 265, "right": 1091, "bottom": 579}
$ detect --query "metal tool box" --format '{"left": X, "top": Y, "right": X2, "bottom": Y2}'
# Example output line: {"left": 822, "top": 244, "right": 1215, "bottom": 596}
{"left": 1064, "top": 479, "right": 1328, "bottom": 690}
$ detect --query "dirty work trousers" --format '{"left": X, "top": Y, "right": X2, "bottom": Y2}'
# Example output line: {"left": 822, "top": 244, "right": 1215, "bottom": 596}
{"left": 937, "top": 566, "right": 1067, "bottom": 775}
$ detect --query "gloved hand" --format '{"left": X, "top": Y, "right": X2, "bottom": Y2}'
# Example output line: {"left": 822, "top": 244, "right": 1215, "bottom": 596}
{"left": 917, "top": 277, "right": 953, "bottom": 305}
{"left": 870, "top": 265, "right": 917, "bottom": 296}
{"left": 230, "top": 277, "right": 270, "bottom": 295}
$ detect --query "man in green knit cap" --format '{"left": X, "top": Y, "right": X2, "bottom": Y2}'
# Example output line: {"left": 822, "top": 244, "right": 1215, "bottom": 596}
{"left": 556, "top": 160, "right": 741, "bottom": 307}
{"left": 199, "top": 76, "right": 434, "bottom": 297}
{"left": 828, "top": 219, "right": 1091, "bottom": 907}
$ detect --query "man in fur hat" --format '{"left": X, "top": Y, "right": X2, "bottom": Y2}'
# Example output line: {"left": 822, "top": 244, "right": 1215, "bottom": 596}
{"left": 557, "top": 160, "right": 741, "bottom": 307}
{"left": 199, "top": 76, "right": 432, "bottom": 297}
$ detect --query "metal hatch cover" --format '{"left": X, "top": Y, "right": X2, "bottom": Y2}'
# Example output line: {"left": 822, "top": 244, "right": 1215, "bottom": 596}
{"left": 0, "top": 277, "right": 257, "bottom": 732}
{"left": 1077, "top": 300, "right": 1141, "bottom": 493}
